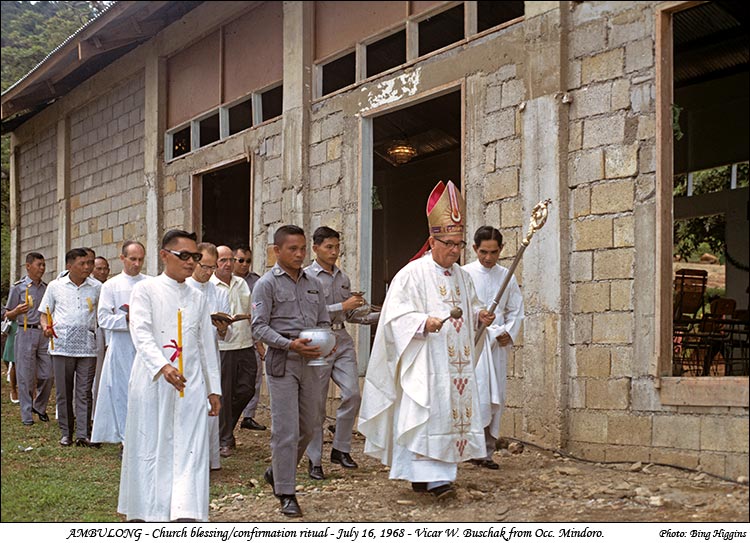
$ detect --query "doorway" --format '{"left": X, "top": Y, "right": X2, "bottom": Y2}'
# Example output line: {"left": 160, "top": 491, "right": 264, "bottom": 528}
{"left": 370, "top": 90, "right": 462, "bottom": 307}
{"left": 200, "top": 161, "right": 252, "bottom": 248}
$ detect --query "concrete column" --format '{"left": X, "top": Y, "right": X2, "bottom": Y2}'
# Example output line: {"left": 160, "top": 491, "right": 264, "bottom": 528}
{"left": 281, "top": 1, "right": 313, "bottom": 231}
{"left": 56, "top": 118, "right": 71, "bottom": 272}
{"left": 9, "top": 134, "right": 20, "bottom": 282}
{"left": 518, "top": 2, "right": 570, "bottom": 449}
{"left": 144, "top": 50, "right": 166, "bottom": 275}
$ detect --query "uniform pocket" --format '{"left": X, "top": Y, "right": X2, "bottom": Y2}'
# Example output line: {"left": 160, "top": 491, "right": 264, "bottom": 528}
{"left": 265, "top": 346, "right": 286, "bottom": 377}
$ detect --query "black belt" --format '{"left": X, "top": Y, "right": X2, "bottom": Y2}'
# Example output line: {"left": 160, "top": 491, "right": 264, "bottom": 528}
{"left": 279, "top": 332, "right": 299, "bottom": 340}
{"left": 22, "top": 323, "right": 42, "bottom": 330}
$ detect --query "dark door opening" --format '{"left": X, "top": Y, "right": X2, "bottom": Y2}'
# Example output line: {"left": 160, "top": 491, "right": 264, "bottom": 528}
{"left": 201, "top": 161, "right": 251, "bottom": 248}
{"left": 371, "top": 91, "right": 462, "bottom": 308}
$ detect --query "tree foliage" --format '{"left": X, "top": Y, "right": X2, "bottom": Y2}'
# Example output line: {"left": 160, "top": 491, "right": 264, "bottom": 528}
{"left": 673, "top": 163, "right": 749, "bottom": 262}
{"left": 1, "top": 1, "right": 108, "bottom": 302}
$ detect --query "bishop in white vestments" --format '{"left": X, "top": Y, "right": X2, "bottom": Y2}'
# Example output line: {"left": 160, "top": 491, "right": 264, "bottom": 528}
{"left": 91, "top": 241, "right": 148, "bottom": 444}
{"left": 359, "top": 181, "right": 495, "bottom": 498}
{"left": 118, "top": 230, "right": 221, "bottom": 522}
{"left": 463, "top": 226, "right": 524, "bottom": 468}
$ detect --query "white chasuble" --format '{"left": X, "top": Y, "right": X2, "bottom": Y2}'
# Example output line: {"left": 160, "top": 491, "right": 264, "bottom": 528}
{"left": 118, "top": 273, "right": 221, "bottom": 522}
{"left": 463, "top": 261, "right": 524, "bottom": 440}
{"left": 359, "top": 256, "right": 486, "bottom": 479}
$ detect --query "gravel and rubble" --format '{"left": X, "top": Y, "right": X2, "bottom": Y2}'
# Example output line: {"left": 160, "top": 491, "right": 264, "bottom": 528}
{"left": 209, "top": 423, "right": 749, "bottom": 524}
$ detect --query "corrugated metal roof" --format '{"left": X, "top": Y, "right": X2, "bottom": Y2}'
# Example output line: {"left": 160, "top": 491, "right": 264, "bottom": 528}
{"left": 674, "top": 1, "right": 748, "bottom": 87}
{"left": 2, "top": 1, "right": 118, "bottom": 97}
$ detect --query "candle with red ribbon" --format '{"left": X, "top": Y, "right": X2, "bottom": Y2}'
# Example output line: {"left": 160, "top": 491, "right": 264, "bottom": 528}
{"left": 177, "top": 308, "right": 184, "bottom": 398}
{"left": 46, "top": 306, "right": 57, "bottom": 350}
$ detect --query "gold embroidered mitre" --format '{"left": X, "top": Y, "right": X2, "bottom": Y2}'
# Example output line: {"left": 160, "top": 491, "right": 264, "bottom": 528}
{"left": 426, "top": 180, "right": 465, "bottom": 237}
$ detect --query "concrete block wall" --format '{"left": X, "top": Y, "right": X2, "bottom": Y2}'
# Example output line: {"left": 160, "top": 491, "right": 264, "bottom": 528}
{"left": 477, "top": 64, "right": 526, "bottom": 438}
{"left": 17, "top": 129, "right": 57, "bottom": 281}
{"left": 69, "top": 72, "right": 146, "bottom": 272}
{"left": 567, "top": 1, "right": 649, "bottom": 465}
{"left": 307, "top": 101, "right": 359, "bottom": 278}
{"left": 565, "top": 1, "right": 747, "bottom": 480}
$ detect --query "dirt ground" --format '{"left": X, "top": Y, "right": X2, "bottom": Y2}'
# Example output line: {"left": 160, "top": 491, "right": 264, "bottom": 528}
{"left": 210, "top": 405, "right": 749, "bottom": 524}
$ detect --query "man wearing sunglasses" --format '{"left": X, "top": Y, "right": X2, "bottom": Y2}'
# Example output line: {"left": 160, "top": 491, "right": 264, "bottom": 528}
{"left": 234, "top": 245, "right": 267, "bottom": 433}
{"left": 210, "top": 245, "right": 256, "bottom": 458}
{"left": 118, "top": 229, "right": 221, "bottom": 522}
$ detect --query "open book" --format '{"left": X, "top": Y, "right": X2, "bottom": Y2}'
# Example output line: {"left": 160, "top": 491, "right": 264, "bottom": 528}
{"left": 210, "top": 312, "right": 252, "bottom": 325}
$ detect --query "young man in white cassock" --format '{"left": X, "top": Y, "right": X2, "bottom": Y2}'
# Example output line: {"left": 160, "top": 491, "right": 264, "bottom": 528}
{"left": 118, "top": 230, "right": 221, "bottom": 522}
{"left": 91, "top": 241, "right": 148, "bottom": 445}
{"left": 462, "top": 226, "right": 524, "bottom": 469}
{"left": 359, "top": 181, "right": 495, "bottom": 499}
{"left": 186, "top": 242, "right": 232, "bottom": 471}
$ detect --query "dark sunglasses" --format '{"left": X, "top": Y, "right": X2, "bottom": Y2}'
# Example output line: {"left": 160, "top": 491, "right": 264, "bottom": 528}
{"left": 165, "top": 249, "right": 202, "bottom": 262}
{"left": 235, "top": 258, "right": 251, "bottom": 264}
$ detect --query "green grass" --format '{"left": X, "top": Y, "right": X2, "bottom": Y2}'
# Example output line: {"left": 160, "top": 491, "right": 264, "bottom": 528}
{"left": 0, "top": 367, "right": 272, "bottom": 522}
{"left": 1, "top": 373, "right": 123, "bottom": 521}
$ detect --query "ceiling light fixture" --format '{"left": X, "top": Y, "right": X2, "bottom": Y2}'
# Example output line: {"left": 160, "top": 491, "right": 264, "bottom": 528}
{"left": 386, "top": 139, "right": 417, "bottom": 165}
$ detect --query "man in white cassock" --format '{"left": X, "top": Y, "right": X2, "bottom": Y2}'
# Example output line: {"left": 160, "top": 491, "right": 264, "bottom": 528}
{"left": 463, "top": 226, "right": 524, "bottom": 469}
{"left": 359, "top": 181, "right": 496, "bottom": 499}
{"left": 186, "top": 242, "right": 231, "bottom": 471}
{"left": 91, "top": 241, "right": 147, "bottom": 444}
{"left": 118, "top": 230, "right": 221, "bottom": 522}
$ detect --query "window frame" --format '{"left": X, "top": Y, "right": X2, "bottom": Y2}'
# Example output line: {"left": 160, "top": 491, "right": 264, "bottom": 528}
{"left": 313, "top": 1, "right": 524, "bottom": 101}
{"left": 654, "top": 1, "right": 749, "bottom": 407}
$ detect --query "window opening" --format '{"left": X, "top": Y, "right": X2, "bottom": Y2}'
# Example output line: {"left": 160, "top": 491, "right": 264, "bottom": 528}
{"left": 322, "top": 51, "right": 356, "bottom": 96}
{"left": 199, "top": 113, "right": 220, "bottom": 147}
{"left": 477, "top": 1, "right": 524, "bottom": 33}
{"left": 172, "top": 126, "right": 191, "bottom": 159}
{"left": 261, "top": 85, "right": 283, "bottom": 122}
{"left": 229, "top": 99, "right": 253, "bottom": 135}
{"left": 418, "top": 4, "right": 465, "bottom": 57}
{"left": 366, "top": 29, "right": 406, "bottom": 78}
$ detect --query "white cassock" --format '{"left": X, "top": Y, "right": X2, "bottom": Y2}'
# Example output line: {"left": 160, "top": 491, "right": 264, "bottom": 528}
{"left": 462, "top": 261, "right": 524, "bottom": 445}
{"left": 91, "top": 272, "right": 147, "bottom": 443}
{"left": 118, "top": 273, "right": 221, "bottom": 522}
{"left": 186, "top": 276, "right": 231, "bottom": 470}
{"left": 359, "top": 256, "right": 486, "bottom": 483}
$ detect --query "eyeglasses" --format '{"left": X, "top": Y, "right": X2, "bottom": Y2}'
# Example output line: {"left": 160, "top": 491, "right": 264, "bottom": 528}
{"left": 198, "top": 263, "right": 218, "bottom": 271}
{"left": 433, "top": 238, "right": 467, "bottom": 250}
{"left": 235, "top": 258, "right": 251, "bottom": 264}
{"left": 165, "top": 249, "right": 203, "bottom": 262}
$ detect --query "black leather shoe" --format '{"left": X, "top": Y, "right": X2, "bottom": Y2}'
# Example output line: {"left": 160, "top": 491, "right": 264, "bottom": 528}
{"left": 279, "top": 495, "right": 302, "bottom": 517}
{"left": 411, "top": 482, "right": 428, "bottom": 493}
{"left": 75, "top": 437, "right": 101, "bottom": 448}
{"left": 22, "top": 420, "right": 34, "bottom": 426}
{"left": 264, "top": 467, "right": 278, "bottom": 497}
{"left": 470, "top": 458, "right": 500, "bottom": 470}
{"left": 59, "top": 436, "right": 72, "bottom": 446}
{"left": 429, "top": 483, "right": 456, "bottom": 500}
{"left": 240, "top": 417, "right": 267, "bottom": 431}
{"left": 331, "top": 448, "right": 358, "bottom": 468}
{"left": 308, "top": 460, "right": 325, "bottom": 480}
{"left": 32, "top": 408, "right": 50, "bottom": 422}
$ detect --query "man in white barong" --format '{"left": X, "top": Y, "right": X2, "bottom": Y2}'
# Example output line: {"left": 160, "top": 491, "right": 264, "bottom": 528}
{"left": 91, "top": 241, "right": 147, "bottom": 445}
{"left": 186, "top": 242, "right": 231, "bottom": 471}
{"left": 118, "top": 230, "right": 221, "bottom": 522}
{"left": 463, "top": 226, "right": 524, "bottom": 469}
{"left": 359, "top": 180, "right": 496, "bottom": 499}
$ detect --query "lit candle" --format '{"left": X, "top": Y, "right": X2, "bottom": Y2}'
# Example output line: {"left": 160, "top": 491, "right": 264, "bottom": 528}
{"left": 24, "top": 287, "right": 29, "bottom": 331}
{"left": 177, "top": 308, "right": 184, "bottom": 398}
